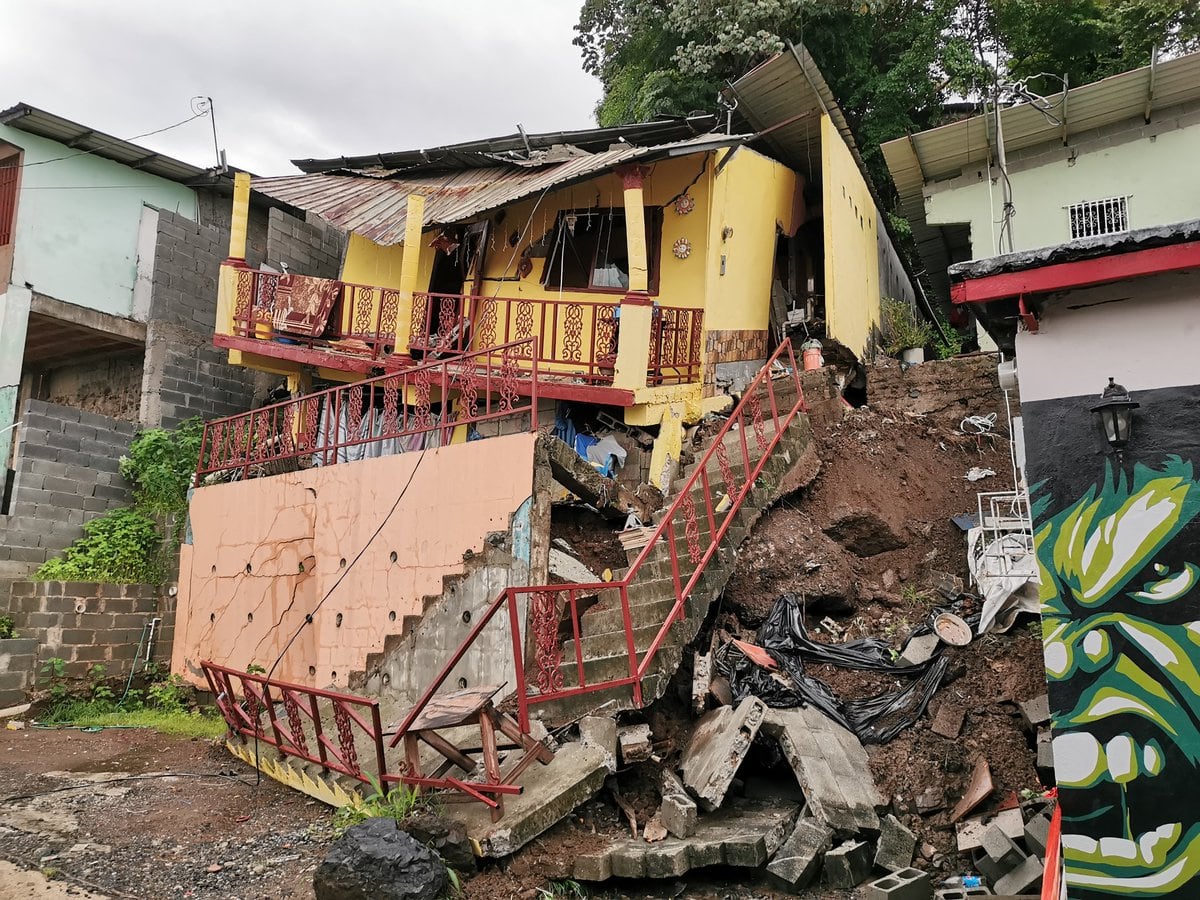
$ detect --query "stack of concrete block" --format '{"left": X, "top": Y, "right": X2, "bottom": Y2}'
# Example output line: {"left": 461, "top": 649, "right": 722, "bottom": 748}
{"left": 966, "top": 812, "right": 1047, "bottom": 896}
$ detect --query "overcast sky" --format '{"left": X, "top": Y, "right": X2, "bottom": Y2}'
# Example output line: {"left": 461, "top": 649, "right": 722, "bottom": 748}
{"left": 3, "top": 1, "right": 603, "bottom": 176}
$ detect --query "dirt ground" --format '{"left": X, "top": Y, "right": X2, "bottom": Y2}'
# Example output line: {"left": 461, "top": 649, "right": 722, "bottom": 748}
{"left": 0, "top": 727, "right": 335, "bottom": 899}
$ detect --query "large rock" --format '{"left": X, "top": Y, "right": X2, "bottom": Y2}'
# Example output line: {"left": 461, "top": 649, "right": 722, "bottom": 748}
{"left": 314, "top": 818, "right": 447, "bottom": 900}
{"left": 823, "top": 506, "right": 907, "bottom": 557}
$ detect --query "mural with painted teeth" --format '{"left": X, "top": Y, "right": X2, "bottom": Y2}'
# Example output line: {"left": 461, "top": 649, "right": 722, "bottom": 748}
{"left": 1028, "top": 385, "right": 1200, "bottom": 898}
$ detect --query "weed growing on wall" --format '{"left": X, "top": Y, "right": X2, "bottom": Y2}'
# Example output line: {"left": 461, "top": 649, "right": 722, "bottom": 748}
{"left": 34, "top": 418, "right": 203, "bottom": 584}
{"left": 0, "top": 616, "right": 15, "bottom": 639}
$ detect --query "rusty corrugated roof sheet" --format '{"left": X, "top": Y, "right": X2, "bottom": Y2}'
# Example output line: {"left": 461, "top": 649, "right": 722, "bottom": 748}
{"left": 253, "top": 134, "right": 746, "bottom": 245}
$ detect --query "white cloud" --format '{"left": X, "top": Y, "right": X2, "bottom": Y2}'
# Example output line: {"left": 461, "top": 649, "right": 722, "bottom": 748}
{"left": 3, "top": 0, "right": 603, "bottom": 175}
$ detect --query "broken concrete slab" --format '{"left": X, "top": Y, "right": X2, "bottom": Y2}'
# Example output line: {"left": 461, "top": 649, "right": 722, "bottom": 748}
{"left": 659, "top": 770, "right": 697, "bottom": 839}
{"left": 875, "top": 813, "right": 917, "bottom": 872}
{"left": 542, "top": 434, "right": 661, "bottom": 522}
{"left": 578, "top": 716, "right": 618, "bottom": 774}
{"left": 900, "top": 633, "right": 941, "bottom": 667}
{"left": 692, "top": 650, "right": 712, "bottom": 715}
{"left": 451, "top": 741, "right": 608, "bottom": 857}
{"left": 824, "top": 839, "right": 873, "bottom": 889}
{"left": 618, "top": 723, "right": 652, "bottom": 764}
{"left": 548, "top": 548, "right": 601, "bottom": 584}
{"left": 931, "top": 702, "right": 965, "bottom": 738}
{"left": 571, "top": 798, "right": 799, "bottom": 882}
{"left": 765, "top": 818, "right": 833, "bottom": 893}
{"left": 762, "top": 706, "right": 883, "bottom": 833}
{"left": 864, "top": 866, "right": 933, "bottom": 900}
{"left": 682, "top": 697, "right": 766, "bottom": 811}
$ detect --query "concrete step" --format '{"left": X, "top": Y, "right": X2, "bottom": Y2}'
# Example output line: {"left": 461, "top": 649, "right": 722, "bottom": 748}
{"left": 557, "top": 643, "right": 685, "bottom": 691}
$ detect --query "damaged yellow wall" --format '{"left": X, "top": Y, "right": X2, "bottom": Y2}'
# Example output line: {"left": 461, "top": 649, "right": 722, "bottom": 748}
{"left": 172, "top": 433, "right": 536, "bottom": 689}
{"left": 821, "top": 113, "right": 881, "bottom": 360}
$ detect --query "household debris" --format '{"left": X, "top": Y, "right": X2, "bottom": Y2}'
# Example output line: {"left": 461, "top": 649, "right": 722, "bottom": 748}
{"left": 658, "top": 769, "right": 698, "bottom": 839}
{"left": 765, "top": 818, "right": 833, "bottom": 892}
{"left": 617, "top": 722, "right": 653, "bottom": 764}
{"left": 963, "top": 467, "right": 996, "bottom": 482}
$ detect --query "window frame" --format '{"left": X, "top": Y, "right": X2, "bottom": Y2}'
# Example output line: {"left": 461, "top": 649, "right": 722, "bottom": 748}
{"left": 541, "top": 207, "right": 663, "bottom": 295}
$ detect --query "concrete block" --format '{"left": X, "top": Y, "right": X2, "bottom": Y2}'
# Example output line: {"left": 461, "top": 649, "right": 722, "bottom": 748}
{"left": 972, "top": 847, "right": 1007, "bottom": 884}
{"left": 900, "top": 633, "right": 941, "bottom": 667}
{"left": 864, "top": 866, "right": 932, "bottom": 900}
{"left": 1019, "top": 694, "right": 1051, "bottom": 731}
{"left": 617, "top": 723, "right": 652, "bottom": 764}
{"left": 994, "top": 853, "right": 1043, "bottom": 895}
{"left": 659, "top": 770, "right": 697, "bottom": 839}
{"left": 1024, "top": 812, "right": 1051, "bottom": 858}
{"left": 981, "top": 824, "right": 1026, "bottom": 872}
{"left": 765, "top": 818, "right": 833, "bottom": 893}
{"left": 875, "top": 813, "right": 917, "bottom": 872}
{"left": 682, "top": 696, "right": 765, "bottom": 811}
{"left": 823, "top": 839, "right": 873, "bottom": 889}
{"left": 578, "top": 716, "right": 618, "bottom": 774}
{"left": 935, "top": 889, "right": 993, "bottom": 899}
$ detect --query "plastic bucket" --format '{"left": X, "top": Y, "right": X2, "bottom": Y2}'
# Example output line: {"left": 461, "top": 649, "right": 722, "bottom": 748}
{"left": 801, "top": 339, "right": 823, "bottom": 371}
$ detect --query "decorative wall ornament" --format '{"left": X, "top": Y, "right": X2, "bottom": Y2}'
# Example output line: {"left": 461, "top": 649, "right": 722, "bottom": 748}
{"left": 673, "top": 192, "right": 696, "bottom": 216}
{"left": 672, "top": 237, "right": 692, "bottom": 260}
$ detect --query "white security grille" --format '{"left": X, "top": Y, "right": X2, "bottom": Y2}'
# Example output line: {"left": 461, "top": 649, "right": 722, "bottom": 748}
{"left": 1068, "top": 196, "right": 1129, "bottom": 240}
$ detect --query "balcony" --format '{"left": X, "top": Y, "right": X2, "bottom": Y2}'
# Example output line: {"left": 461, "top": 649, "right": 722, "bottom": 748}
{"left": 215, "top": 266, "right": 704, "bottom": 402}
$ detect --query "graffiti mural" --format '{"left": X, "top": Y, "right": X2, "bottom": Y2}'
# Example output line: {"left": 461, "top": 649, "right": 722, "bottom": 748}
{"left": 1029, "top": 386, "right": 1200, "bottom": 898}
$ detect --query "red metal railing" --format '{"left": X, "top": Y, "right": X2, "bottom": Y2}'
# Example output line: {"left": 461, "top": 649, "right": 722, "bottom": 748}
{"left": 391, "top": 340, "right": 806, "bottom": 745}
{"left": 410, "top": 292, "right": 702, "bottom": 385}
{"left": 230, "top": 267, "right": 401, "bottom": 361}
{"left": 195, "top": 338, "right": 538, "bottom": 482}
{"left": 203, "top": 660, "right": 387, "bottom": 785}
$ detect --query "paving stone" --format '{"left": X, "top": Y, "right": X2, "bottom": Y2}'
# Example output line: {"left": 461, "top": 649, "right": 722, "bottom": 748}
{"left": 579, "top": 716, "right": 618, "bottom": 774}
{"left": 618, "top": 723, "right": 652, "bottom": 764}
{"left": 900, "top": 633, "right": 941, "bottom": 666}
{"left": 765, "top": 818, "right": 833, "bottom": 893}
{"left": 659, "top": 769, "right": 697, "bottom": 839}
{"left": 762, "top": 706, "right": 882, "bottom": 832}
{"left": 682, "top": 697, "right": 766, "bottom": 811}
{"left": 823, "top": 839, "right": 873, "bottom": 889}
{"left": 864, "top": 866, "right": 933, "bottom": 900}
{"left": 994, "top": 852, "right": 1043, "bottom": 895}
{"left": 1024, "top": 812, "right": 1051, "bottom": 858}
{"left": 875, "top": 813, "right": 917, "bottom": 872}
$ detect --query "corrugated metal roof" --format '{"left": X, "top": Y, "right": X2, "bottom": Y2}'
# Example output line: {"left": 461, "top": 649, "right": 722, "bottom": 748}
{"left": 254, "top": 133, "right": 748, "bottom": 245}
{"left": 293, "top": 115, "right": 723, "bottom": 175}
{"left": 0, "top": 102, "right": 220, "bottom": 184}
{"left": 882, "top": 51, "right": 1200, "bottom": 301}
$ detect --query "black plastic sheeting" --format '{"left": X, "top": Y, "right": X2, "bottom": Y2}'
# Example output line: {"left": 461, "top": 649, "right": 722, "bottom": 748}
{"left": 715, "top": 592, "right": 968, "bottom": 744}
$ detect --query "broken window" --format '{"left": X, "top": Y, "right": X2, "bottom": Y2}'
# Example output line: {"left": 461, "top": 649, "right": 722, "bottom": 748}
{"left": 542, "top": 208, "right": 662, "bottom": 293}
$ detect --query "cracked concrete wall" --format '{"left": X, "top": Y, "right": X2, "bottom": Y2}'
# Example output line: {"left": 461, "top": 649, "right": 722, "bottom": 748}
{"left": 171, "top": 433, "right": 538, "bottom": 690}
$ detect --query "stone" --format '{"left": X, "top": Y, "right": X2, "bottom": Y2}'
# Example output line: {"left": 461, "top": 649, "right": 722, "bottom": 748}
{"left": 1019, "top": 694, "right": 1051, "bottom": 731}
{"left": 643, "top": 814, "right": 668, "bottom": 843}
{"left": 916, "top": 786, "right": 944, "bottom": 815}
{"left": 682, "top": 697, "right": 765, "bottom": 811}
{"left": 314, "top": 818, "right": 446, "bottom": 900}
{"left": 400, "top": 812, "right": 476, "bottom": 873}
{"left": 930, "top": 703, "right": 965, "bottom": 739}
{"left": 823, "top": 506, "right": 907, "bottom": 557}
{"left": 864, "top": 866, "right": 933, "bottom": 900}
{"left": 579, "top": 716, "right": 618, "bottom": 774}
{"left": 875, "top": 813, "right": 917, "bottom": 872}
{"left": 994, "top": 853, "right": 1043, "bottom": 895}
{"left": 765, "top": 818, "right": 833, "bottom": 893}
{"left": 618, "top": 723, "right": 652, "bottom": 764}
{"left": 659, "top": 770, "right": 697, "bottom": 839}
{"left": 1024, "top": 812, "right": 1051, "bottom": 858}
{"left": 824, "top": 839, "right": 873, "bottom": 889}
{"left": 900, "top": 633, "right": 941, "bottom": 667}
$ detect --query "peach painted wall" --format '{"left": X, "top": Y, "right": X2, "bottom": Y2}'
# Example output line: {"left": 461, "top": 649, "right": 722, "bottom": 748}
{"left": 172, "top": 433, "right": 536, "bottom": 689}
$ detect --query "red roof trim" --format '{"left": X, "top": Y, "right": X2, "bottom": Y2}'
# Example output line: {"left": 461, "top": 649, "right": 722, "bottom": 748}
{"left": 951, "top": 241, "right": 1200, "bottom": 305}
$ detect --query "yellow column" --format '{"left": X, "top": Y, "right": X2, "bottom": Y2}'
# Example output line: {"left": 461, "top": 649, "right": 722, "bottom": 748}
{"left": 227, "top": 172, "right": 251, "bottom": 262}
{"left": 216, "top": 172, "right": 252, "bottom": 356}
{"left": 648, "top": 403, "right": 684, "bottom": 493}
{"left": 613, "top": 165, "right": 654, "bottom": 390}
{"left": 393, "top": 194, "right": 426, "bottom": 355}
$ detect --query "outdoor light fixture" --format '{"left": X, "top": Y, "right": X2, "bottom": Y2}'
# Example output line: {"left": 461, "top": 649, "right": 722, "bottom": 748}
{"left": 1091, "top": 377, "right": 1139, "bottom": 453}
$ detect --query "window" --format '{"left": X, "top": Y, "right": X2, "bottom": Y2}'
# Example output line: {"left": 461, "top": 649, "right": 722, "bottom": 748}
{"left": 1068, "top": 196, "right": 1128, "bottom": 240}
{"left": 542, "top": 208, "right": 662, "bottom": 292}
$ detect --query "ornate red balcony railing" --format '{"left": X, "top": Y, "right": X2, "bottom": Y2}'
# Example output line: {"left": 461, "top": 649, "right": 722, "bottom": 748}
{"left": 195, "top": 338, "right": 538, "bottom": 483}
{"left": 230, "top": 267, "right": 400, "bottom": 361}
{"left": 410, "top": 292, "right": 702, "bottom": 386}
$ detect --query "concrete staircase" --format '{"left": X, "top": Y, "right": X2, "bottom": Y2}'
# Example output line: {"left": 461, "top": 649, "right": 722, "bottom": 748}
{"left": 536, "top": 393, "right": 812, "bottom": 724}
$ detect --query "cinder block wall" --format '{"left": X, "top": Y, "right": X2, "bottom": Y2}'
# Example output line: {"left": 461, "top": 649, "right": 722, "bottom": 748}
{"left": 0, "top": 400, "right": 135, "bottom": 575}
{"left": 266, "top": 208, "right": 343, "bottom": 278}
{"left": 6, "top": 581, "right": 176, "bottom": 681}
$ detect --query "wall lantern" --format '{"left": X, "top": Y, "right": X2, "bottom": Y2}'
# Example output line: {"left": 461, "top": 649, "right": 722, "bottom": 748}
{"left": 1091, "top": 377, "right": 1139, "bottom": 453}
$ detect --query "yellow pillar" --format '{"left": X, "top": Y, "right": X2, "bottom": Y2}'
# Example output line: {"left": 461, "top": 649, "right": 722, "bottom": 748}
{"left": 393, "top": 194, "right": 426, "bottom": 355}
{"left": 217, "top": 172, "right": 252, "bottom": 359}
{"left": 227, "top": 172, "right": 251, "bottom": 262}
{"left": 613, "top": 165, "right": 653, "bottom": 390}
{"left": 648, "top": 403, "right": 684, "bottom": 493}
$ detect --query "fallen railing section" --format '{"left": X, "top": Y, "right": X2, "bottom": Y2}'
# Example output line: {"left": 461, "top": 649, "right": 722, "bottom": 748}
{"left": 195, "top": 338, "right": 538, "bottom": 483}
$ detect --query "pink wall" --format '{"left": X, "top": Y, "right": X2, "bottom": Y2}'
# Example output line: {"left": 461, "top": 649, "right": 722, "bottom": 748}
{"left": 172, "top": 433, "right": 536, "bottom": 688}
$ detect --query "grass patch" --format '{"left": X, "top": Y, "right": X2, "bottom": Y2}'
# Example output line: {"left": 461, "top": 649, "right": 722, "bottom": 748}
{"left": 37, "top": 700, "right": 227, "bottom": 740}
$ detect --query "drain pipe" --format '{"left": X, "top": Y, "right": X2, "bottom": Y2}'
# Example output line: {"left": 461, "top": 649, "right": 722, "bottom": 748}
{"left": 144, "top": 616, "right": 162, "bottom": 664}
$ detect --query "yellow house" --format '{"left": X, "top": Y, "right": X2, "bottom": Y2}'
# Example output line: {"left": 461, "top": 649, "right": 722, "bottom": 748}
{"left": 210, "top": 46, "right": 913, "bottom": 486}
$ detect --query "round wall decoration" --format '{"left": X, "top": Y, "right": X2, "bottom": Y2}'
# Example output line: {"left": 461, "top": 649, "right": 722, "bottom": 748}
{"left": 673, "top": 192, "right": 696, "bottom": 216}
{"left": 672, "top": 237, "right": 692, "bottom": 259}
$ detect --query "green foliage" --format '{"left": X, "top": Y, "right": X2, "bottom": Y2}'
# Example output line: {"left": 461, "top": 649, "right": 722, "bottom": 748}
{"left": 146, "top": 673, "right": 192, "bottom": 714}
{"left": 0, "top": 615, "right": 15, "bottom": 640}
{"left": 40, "top": 657, "right": 68, "bottom": 703}
{"left": 245, "top": 662, "right": 267, "bottom": 676}
{"left": 332, "top": 777, "right": 434, "bottom": 837}
{"left": 539, "top": 881, "right": 587, "bottom": 899}
{"left": 881, "top": 298, "right": 934, "bottom": 355}
{"left": 34, "top": 507, "right": 162, "bottom": 584}
{"left": 37, "top": 700, "right": 226, "bottom": 739}
{"left": 87, "top": 665, "right": 115, "bottom": 704}
{"left": 931, "top": 312, "right": 964, "bottom": 359}
{"left": 35, "top": 418, "right": 202, "bottom": 585}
